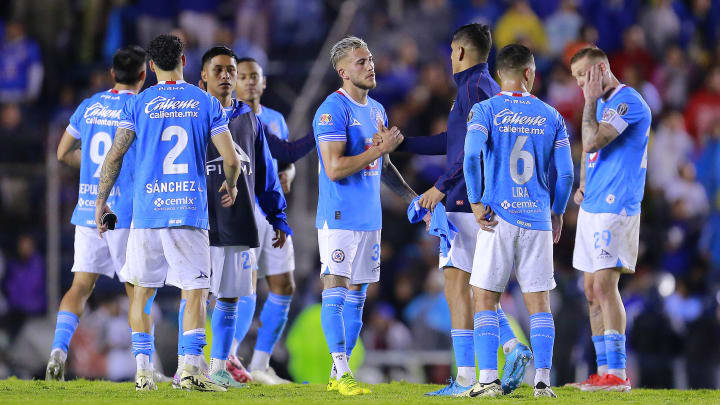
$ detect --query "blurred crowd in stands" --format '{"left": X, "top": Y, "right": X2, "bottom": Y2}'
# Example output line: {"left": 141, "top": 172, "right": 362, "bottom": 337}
{"left": 1, "top": 0, "right": 720, "bottom": 388}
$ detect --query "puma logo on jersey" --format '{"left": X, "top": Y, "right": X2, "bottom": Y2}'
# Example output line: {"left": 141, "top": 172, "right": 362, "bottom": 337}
{"left": 350, "top": 118, "right": 362, "bottom": 126}
{"left": 207, "top": 142, "right": 252, "bottom": 174}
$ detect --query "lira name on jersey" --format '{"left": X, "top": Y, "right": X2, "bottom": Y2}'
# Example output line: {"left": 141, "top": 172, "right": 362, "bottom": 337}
{"left": 582, "top": 84, "right": 651, "bottom": 216}
{"left": 118, "top": 80, "right": 229, "bottom": 229}
{"left": 68, "top": 89, "right": 136, "bottom": 228}
{"left": 313, "top": 88, "right": 387, "bottom": 231}
{"left": 465, "top": 91, "right": 572, "bottom": 231}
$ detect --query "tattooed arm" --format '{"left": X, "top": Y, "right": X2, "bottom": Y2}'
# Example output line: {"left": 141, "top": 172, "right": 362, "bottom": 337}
{"left": 95, "top": 127, "right": 136, "bottom": 233}
{"left": 56, "top": 131, "right": 83, "bottom": 168}
{"left": 581, "top": 64, "right": 620, "bottom": 153}
{"left": 381, "top": 154, "right": 417, "bottom": 204}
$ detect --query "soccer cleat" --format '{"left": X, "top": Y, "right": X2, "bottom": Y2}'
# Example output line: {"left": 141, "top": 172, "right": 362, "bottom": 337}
{"left": 337, "top": 372, "right": 371, "bottom": 395}
{"left": 45, "top": 351, "right": 66, "bottom": 382}
{"left": 250, "top": 367, "right": 292, "bottom": 385}
{"left": 226, "top": 355, "right": 253, "bottom": 383}
{"left": 172, "top": 373, "right": 181, "bottom": 389}
{"left": 135, "top": 369, "right": 158, "bottom": 391}
{"left": 424, "top": 378, "right": 472, "bottom": 396}
{"left": 209, "top": 369, "right": 248, "bottom": 389}
{"left": 457, "top": 379, "right": 503, "bottom": 398}
{"left": 582, "top": 373, "right": 631, "bottom": 392}
{"left": 565, "top": 373, "right": 602, "bottom": 389}
{"left": 327, "top": 377, "right": 339, "bottom": 391}
{"left": 501, "top": 342, "right": 532, "bottom": 394}
{"left": 534, "top": 382, "right": 557, "bottom": 397}
{"left": 180, "top": 365, "right": 227, "bottom": 392}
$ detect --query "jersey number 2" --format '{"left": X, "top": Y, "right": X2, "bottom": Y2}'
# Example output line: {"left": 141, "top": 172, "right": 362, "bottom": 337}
{"left": 161, "top": 126, "right": 189, "bottom": 174}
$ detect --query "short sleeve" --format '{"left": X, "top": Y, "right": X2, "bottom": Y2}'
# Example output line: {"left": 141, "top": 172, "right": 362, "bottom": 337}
{"left": 600, "top": 91, "right": 647, "bottom": 135}
{"left": 66, "top": 100, "right": 86, "bottom": 139}
{"left": 313, "top": 99, "right": 348, "bottom": 143}
{"left": 118, "top": 96, "right": 136, "bottom": 132}
{"left": 279, "top": 115, "right": 290, "bottom": 140}
{"left": 209, "top": 96, "right": 230, "bottom": 137}
{"left": 466, "top": 101, "right": 491, "bottom": 145}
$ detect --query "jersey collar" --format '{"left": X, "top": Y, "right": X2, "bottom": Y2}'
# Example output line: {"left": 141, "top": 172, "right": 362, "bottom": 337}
{"left": 336, "top": 88, "right": 368, "bottom": 107}
{"left": 108, "top": 88, "right": 135, "bottom": 95}
{"left": 602, "top": 84, "right": 626, "bottom": 103}
{"left": 157, "top": 80, "right": 186, "bottom": 85}
{"left": 498, "top": 91, "right": 534, "bottom": 97}
{"left": 452, "top": 62, "right": 489, "bottom": 85}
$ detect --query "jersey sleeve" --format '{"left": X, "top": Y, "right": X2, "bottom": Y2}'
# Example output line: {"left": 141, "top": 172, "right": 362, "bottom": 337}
{"left": 313, "top": 99, "right": 348, "bottom": 143}
{"left": 463, "top": 102, "right": 492, "bottom": 204}
{"left": 551, "top": 111, "right": 574, "bottom": 215}
{"left": 118, "top": 96, "right": 136, "bottom": 132}
{"left": 209, "top": 96, "right": 230, "bottom": 137}
{"left": 66, "top": 100, "right": 86, "bottom": 139}
{"left": 600, "top": 91, "right": 647, "bottom": 136}
{"left": 254, "top": 122, "right": 293, "bottom": 235}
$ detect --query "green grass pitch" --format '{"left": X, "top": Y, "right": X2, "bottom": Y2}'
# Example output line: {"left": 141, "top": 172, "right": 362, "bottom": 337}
{"left": 1, "top": 378, "right": 719, "bottom": 404}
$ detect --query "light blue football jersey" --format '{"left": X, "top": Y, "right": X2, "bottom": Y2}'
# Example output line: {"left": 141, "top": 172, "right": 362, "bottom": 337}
{"left": 313, "top": 88, "right": 387, "bottom": 231}
{"left": 68, "top": 89, "right": 136, "bottom": 228}
{"left": 464, "top": 91, "right": 573, "bottom": 231}
{"left": 582, "top": 84, "right": 651, "bottom": 216}
{"left": 118, "top": 80, "right": 229, "bottom": 229}
{"left": 257, "top": 105, "right": 289, "bottom": 172}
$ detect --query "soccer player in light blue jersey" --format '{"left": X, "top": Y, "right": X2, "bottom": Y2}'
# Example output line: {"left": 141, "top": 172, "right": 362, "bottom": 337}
{"left": 94, "top": 34, "right": 241, "bottom": 392}
{"left": 314, "top": 36, "right": 419, "bottom": 396}
{"left": 46, "top": 46, "right": 147, "bottom": 382}
{"left": 463, "top": 44, "right": 574, "bottom": 398}
{"left": 567, "top": 47, "right": 651, "bottom": 393}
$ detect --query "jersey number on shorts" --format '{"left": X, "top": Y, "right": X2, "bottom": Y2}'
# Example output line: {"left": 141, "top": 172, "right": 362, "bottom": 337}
{"left": 161, "top": 126, "right": 189, "bottom": 174}
{"left": 90, "top": 131, "right": 112, "bottom": 177}
{"left": 510, "top": 136, "right": 534, "bottom": 185}
{"left": 241, "top": 251, "right": 251, "bottom": 270}
{"left": 371, "top": 243, "right": 380, "bottom": 261}
{"left": 593, "top": 230, "right": 611, "bottom": 249}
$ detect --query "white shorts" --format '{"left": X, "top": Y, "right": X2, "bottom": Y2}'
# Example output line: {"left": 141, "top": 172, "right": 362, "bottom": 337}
{"left": 573, "top": 208, "right": 640, "bottom": 274}
{"left": 71, "top": 226, "right": 130, "bottom": 282}
{"left": 210, "top": 246, "right": 256, "bottom": 298}
{"left": 124, "top": 227, "right": 210, "bottom": 290}
{"left": 470, "top": 216, "right": 556, "bottom": 293}
{"left": 318, "top": 226, "right": 381, "bottom": 284}
{"left": 253, "top": 204, "right": 295, "bottom": 278}
{"left": 438, "top": 212, "right": 478, "bottom": 273}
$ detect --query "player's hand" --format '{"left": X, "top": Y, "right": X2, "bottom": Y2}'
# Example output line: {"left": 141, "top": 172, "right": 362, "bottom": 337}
{"left": 419, "top": 186, "right": 445, "bottom": 211}
{"left": 95, "top": 203, "right": 114, "bottom": 237}
{"left": 375, "top": 121, "right": 404, "bottom": 154}
{"left": 219, "top": 181, "right": 238, "bottom": 207}
{"left": 551, "top": 212, "right": 563, "bottom": 244}
{"left": 471, "top": 202, "right": 497, "bottom": 232}
{"left": 279, "top": 164, "right": 296, "bottom": 194}
{"left": 372, "top": 132, "right": 382, "bottom": 147}
{"left": 583, "top": 63, "right": 605, "bottom": 101}
{"left": 574, "top": 185, "right": 585, "bottom": 205}
{"left": 272, "top": 229, "right": 287, "bottom": 248}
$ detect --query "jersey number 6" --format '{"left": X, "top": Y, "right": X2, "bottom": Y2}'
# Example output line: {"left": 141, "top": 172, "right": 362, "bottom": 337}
{"left": 510, "top": 135, "right": 534, "bottom": 185}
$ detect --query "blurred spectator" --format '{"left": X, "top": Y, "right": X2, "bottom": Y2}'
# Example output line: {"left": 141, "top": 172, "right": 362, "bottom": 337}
{"left": 136, "top": 0, "right": 177, "bottom": 47}
{"left": 684, "top": 65, "right": 720, "bottom": 143}
{"left": 640, "top": 0, "right": 680, "bottom": 57}
{"left": 610, "top": 25, "right": 654, "bottom": 81}
{"left": 545, "top": 0, "right": 582, "bottom": 57}
{"left": 0, "top": 104, "right": 42, "bottom": 163}
{"left": 234, "top": 0, "right": 269, "bottom": 51}
{"left": 580, "top": 0, "right": 639, "bottom": 53}
{"left": 651, "top": 45, "right": 692, "bottom": 110}
{"left": 664, "top": 162, "right": 709, "bottom": 220}
{"left": 623, "top": 64, "right": 662, "bottom": 116}
{"left": 0, "top": 21, "right": 43, "bottom": 103}
{"left": 103, "top": 0, "right": 140, "bottom": 65}
{"left": 1, "top": 235, "right": 45, "bottom": 335}
{"left": 452, "top": 0, "right": 505, "bottom": 28}
{"left": 494, "top": 0, "right": 548, "bottom": 52}
{"left": 403, "top": 271, "right": 451, "bottom": 350}
{"left": 178, "top": 0, "right": 221, "bottom": 49}
{"left": 648, "top": 110, "right": 694, "bottom": 191}
{"left": 561, "top": 24, "right": 597, "bottom": 67}
{"left": 546, "top": 63, "right": 583, "bottom": 130}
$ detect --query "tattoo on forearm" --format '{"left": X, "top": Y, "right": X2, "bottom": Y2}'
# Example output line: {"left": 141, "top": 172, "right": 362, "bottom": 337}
{"left": 381, "top": 158, "right": 416, "bottom": 203}
{"left": 581, "top": 101, "right": 599, "bottom": 148}
{"left": 97, "top": 128, "right": 135, "bottom": 202}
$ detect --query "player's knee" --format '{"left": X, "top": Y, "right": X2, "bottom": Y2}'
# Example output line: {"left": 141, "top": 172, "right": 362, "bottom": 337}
{"left": 71, "top": 276, "right": 97, "bottom": 296}
{"left": 269, "top": 274, "right": 295, "bottom": 296}
{"left": 592, "top": 277, "right": 614, "bottom": 303}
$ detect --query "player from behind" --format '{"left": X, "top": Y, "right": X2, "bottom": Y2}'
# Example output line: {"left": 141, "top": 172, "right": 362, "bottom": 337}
{"left": 170, "top": 46, "right": 291, "bottom": 389}
{"left": 95, "top": 34, "right": 240, "bottom": 392}
{"left": 46, "top": 45, "right": 147, "bottom": 382}
{"left": 567, "top": 47, "right": 651, "bottom": 392}
{"left": 462, "top": 44, "right": 573, "bottom": 398}
{"left": 224, "top": 57, "right": 314, "bottom": 385}
{"left": 395, "top": 24, "right": 530, "bottom": 396}
{"left": 314, "top": 36, "right": 418, "bottom": 396}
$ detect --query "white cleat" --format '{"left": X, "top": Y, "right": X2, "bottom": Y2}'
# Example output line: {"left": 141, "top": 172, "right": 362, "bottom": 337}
{"left": 45, "top": 350, "right": 66, "bottom": 382}
{"left": 250, "top": 367, "right": 292, "bottom": 385}
{"left": 455, "top": 379, "right": 503, "bottom": 398}
{"left": 135, "top": 369, "right": 158, "bottom": 391}
{"left": 534, "top": 382, "right": 558, "bottom": 398}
